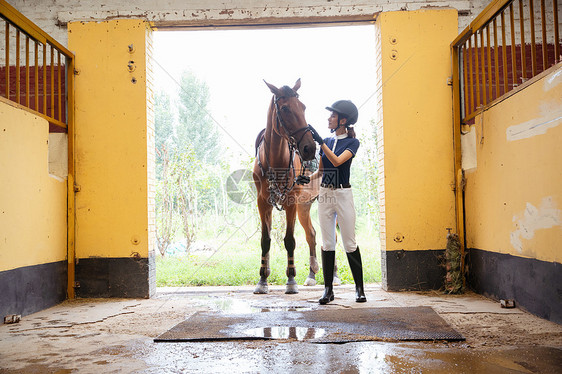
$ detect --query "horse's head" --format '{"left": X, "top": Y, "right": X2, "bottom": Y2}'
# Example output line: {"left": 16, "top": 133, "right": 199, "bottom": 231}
{"left": 264, "top": 79, "right": 316, "bottom": 161}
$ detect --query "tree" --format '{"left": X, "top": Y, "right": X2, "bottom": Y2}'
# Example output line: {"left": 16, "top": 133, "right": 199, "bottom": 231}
{"left": 351, "top": 119, "right": 379, "bottom": 233}
{"left": 154, "top": 71, "right": 226, "bottom": 254}
{"left": 154, "top": 91, "right": 174, "bottom": 180}
{"left": 155, "top": 145, "right": 175, "bottom": 256}
{"left": 176, "top": 70, "right": 221, "bottom": 165}
{"left": 170, "top": 148, "right": 199, "bottom": 252}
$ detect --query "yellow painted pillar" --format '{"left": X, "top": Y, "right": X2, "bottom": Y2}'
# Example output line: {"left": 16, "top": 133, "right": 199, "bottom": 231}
{"left": 376, "top": 9, "right": 458, "bottom": 290}
{"left": 68, "top": 19, "right": 155, "bottom": 297}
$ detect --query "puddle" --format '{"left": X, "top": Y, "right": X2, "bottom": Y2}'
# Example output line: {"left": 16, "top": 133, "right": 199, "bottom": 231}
{"left": 243, "top": 326, "right": 326, "bottom": 340}
{"left": 254, "top": 306, "right": 315, "bottom": 312}
{"left": 193, "top": 296, "right": 314, "bottom": 314}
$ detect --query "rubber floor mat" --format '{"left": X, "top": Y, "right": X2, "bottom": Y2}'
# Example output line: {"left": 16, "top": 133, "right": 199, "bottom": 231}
{"left": 154, "top": 306, "right": 464, "bottom": 343}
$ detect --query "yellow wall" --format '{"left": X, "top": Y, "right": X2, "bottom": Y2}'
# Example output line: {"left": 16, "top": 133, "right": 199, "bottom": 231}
{"left": 0, "top": 100, "right": 67, "bottom": 271}
{"left": 68, "top": 20, "right": 151, "bottom": 259}
{"left": 378, "top": 9, "right": 458, "bottom": 251}
{"left": 465, "top": 66, "right": 562, "bottom": 263}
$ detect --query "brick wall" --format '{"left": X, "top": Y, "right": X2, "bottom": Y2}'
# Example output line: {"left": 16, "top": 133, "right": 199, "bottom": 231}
{"left": 145, "top": 25, "right": 157, "bottom": 296}
{"left": 373, "top": 21, "right": 386, "bottom": 254}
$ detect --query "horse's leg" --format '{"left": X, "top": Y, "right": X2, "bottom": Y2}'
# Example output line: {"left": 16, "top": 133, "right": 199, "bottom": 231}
{"left": 284, "top": 204, "right": 298, "bottom": 294}
{"left": 297, "top": 202, "right": 319, "bottom": 286}
{"left": 333, "top": 260, "right": 341, "bottom": 286}
{"left": 254, "top": 197, "right": 272, "bottom": 294}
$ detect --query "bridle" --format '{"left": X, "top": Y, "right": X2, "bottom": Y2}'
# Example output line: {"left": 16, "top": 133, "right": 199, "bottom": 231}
{"left": 273, "top": 92, "right": 312, "bottom": 151}
{"left": 259, "top": 92, "right": 312, "bottom": 210}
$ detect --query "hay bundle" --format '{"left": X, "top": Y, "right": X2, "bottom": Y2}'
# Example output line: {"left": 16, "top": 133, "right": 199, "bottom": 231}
{"left": 444, "top": 233, "right": 463, "bottom": 294}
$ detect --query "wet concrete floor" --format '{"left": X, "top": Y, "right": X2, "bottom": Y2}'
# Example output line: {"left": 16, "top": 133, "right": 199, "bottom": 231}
{"left": 1, "top": 284, "right": 561, "bottom": 373}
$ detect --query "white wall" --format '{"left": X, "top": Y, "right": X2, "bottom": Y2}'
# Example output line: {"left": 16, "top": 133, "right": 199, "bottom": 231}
{"left": 6, "top": 0, "right": 487, "bottom": 48}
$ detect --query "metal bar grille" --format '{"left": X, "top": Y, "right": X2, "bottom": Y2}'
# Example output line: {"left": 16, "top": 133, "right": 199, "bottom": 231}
{"left": 452, "top": 0, "right": 561, "bottom": 125}
{"left": 50, "top": 46, "right": 54, "bottom": 118}
{"left": 25, "top": 35, "right": 29, "bottom": 107}
{"left": 34, "top": 42, "right": 38, "bottom": 111}
{"left": 520, "top": 0, "right": 528, "bottom": 80}
{"left": 493, "top": 18, "right": 500, "bottom": 97}
{"left": 529, "top": 0, "right": 537, "bottom": 76}
{"left": 486, "top": 25, "right": 493, "bottom": 102}
{"left": 510, "top": 3, "right": 518, "bottom": 89}
{"left": 475, "top": 33, "right": 481, "bottom": 108}
{"left": 541, "top": 0, "right": 548, "bottom": 70}
{"left": 501, "top": 11, "right": 509, "bottom": 93}
{"left": 42, "top": 43, "right": 46, "bottom": 115}
{"left": 463, "top": 41, "right": 470, "bottom": 118}
{"left": 5, "top": 22, "right": 9, "bottom": 99}
{"left": 1, "top": 0, "right": 74, "bottom": 130}
{"left": 15, "top": 28, "right": 20, "bottom": 104}
{"left": 554, "top": 0, "right": 560, "bottom": 62}
{"left": 465, "top": 39, "right": 474, "bottom": 115}
{"left": 57, "top": 52, "right": 61, "bottom": 121}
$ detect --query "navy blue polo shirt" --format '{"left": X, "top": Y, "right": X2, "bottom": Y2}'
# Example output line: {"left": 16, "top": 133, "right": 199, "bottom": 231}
{"left": 320, "top": 136, "right": 360, "bottom": 186}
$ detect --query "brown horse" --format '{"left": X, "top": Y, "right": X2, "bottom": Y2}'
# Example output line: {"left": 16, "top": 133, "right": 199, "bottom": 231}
{"left": 253, "top": 79, "right": 320, "bottom": 294}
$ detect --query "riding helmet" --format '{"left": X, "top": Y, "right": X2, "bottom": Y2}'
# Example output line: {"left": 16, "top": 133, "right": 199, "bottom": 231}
{"left": 326, "top": 100, "right": 359, "bottom": 125}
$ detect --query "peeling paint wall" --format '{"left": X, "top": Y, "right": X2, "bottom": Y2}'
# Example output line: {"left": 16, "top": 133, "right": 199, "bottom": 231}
{"left": 6, "top": 0, "right": 485, "bottom": 49}
{"left": 465, "top": 65, "right": 562, "bottom": 263}
{"left": 0, "top": 103, "right": 68, "bottom": 315}
{"left": 463, "top": 66, "right": 561, "bottom": 322}
{"left": 0, "top": 100, "right": 67, "bottom": 272}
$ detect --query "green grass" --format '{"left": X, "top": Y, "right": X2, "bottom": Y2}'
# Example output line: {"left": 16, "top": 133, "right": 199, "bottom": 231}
{"left": 156, "top": 214, "right": 381, "bottom": 287}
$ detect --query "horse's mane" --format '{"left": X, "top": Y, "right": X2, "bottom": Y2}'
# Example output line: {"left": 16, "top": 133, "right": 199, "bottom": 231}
{"left": 255, "top": 128, "right": 266, "bottom": 155}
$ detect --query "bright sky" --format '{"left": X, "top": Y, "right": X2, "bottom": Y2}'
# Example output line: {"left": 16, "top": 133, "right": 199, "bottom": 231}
{"left": 152, "top": 25, "right": 378, "bottom": 159}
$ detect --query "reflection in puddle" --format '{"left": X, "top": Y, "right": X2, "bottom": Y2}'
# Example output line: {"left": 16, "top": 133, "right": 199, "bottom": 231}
{"left": 243, "top": 326, "right": 326, "bottom": 340}
{"left": 257, "top": 306, "right": 315, "bottom": 312}
{"left": 194, "top": 296, "right": 314, "bottom": 314}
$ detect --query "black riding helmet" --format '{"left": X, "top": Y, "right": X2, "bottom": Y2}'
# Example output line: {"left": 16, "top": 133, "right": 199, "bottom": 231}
{"left": 325, "top": 100, "right": 359, "bottom": 125}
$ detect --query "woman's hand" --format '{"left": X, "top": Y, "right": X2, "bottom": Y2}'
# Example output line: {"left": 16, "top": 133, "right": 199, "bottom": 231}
{"left": 308, "top": 125, "right": 323, "bottom": 145}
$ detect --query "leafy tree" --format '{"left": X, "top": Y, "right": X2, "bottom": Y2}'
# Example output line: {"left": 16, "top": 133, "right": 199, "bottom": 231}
{"left": 176, "top": 70, "right": 221, "bottom": 165}
{"left": 351, "top": 119, "right": 379, "bottom": 233}
{"left": 154, "top": 70, "right": 232, "bottom": 255}
{"left": 154, "top": 91, "right": 174, "bottom": 179}
{"left": 155, "top": 145, "right": 175, "bottom": 256}
{"left": 170, "top": 147, "right": 199, "bottom": 252}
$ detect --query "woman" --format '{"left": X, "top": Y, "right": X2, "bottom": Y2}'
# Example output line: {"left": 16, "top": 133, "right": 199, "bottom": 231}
{"left": 309, "top": 100, "right": 366, "bottom": 305}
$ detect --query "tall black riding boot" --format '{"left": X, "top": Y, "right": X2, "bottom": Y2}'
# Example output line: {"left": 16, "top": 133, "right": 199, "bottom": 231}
{"left": 319, "top": 250, "right": 335, "bottom": 305}
{"left": 346, "top": 247, "right": 367, "bottom": 303}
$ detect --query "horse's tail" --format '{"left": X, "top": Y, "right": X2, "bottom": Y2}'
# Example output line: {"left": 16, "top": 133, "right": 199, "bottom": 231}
{"left": 255, "top": 128, "right": 266, "bottom": 156}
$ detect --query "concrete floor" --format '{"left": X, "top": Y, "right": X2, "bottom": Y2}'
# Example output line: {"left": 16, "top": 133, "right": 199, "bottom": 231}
{"left": 1, "top": 284, "right": 561, "bottom": 373}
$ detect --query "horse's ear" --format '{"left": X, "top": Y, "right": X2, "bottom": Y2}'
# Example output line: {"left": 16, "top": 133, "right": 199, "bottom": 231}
{"left": 264, "top": 80, "right": 281, "bottom": 96}
{"left": 293, "top": 78, "right": 301, "bottom": 92}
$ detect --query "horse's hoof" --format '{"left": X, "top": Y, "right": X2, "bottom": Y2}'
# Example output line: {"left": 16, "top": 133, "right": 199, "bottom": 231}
{"left": 285, "top": 282, "right": 299, "bottom": 294}
{"left": 333, "top": 276, "right": 342, "bottom": 287}
{"left": 254, "top": 283, "right": 269, "bottom": 294}
{"left": 303, "top": 277, "right": 317, "bottom": 286}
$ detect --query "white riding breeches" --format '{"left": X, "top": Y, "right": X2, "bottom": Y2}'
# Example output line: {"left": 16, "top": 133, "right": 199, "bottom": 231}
{"left": 318, "top": 186, "right": 357, "bottom": 253}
